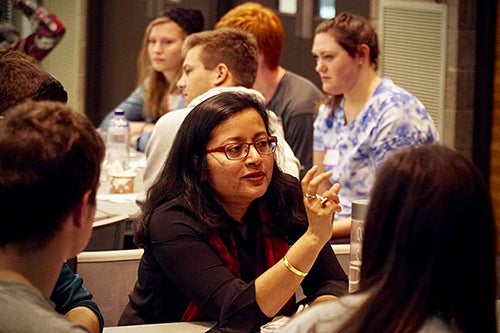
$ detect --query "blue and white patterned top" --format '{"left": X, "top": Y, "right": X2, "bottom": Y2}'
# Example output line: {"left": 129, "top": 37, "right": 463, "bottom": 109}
{"left": 313, "top": 78, "right": 440, "bottom": 220}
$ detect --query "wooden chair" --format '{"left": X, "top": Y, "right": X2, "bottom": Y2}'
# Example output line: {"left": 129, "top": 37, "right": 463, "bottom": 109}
{"left": 76, "top": 249, "right": 143, "bottom": 327}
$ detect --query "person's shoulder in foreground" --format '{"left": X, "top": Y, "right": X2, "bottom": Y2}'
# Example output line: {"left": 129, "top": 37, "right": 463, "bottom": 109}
{"left": 281, "top": 293, "right": 453, "bottom": 333}
{"left": 0, "top": 49, "right": 103, "bottom": 333}
{"left": 0, "top": 281, "right": 90, "bottom": 332}
{"left": 0, "top": 100, "right": 105, "bottom": 332}
{"left": 283, "top": 143, "right": 497, "bottom": 332}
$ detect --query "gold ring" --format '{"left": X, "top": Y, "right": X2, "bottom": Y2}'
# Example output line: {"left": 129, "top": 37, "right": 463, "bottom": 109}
{"left": 319, "top": 196, "right": 329, "bottom": 208}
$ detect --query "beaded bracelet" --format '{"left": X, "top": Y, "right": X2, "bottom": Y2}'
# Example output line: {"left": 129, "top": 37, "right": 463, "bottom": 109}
{"left": 283, "top": 256, "right": 308, "bottom": 277}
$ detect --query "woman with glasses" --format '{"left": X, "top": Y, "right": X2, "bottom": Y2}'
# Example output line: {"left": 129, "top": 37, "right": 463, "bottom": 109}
{"left": 119, "top": 91, "right": 348, "bottom": 332}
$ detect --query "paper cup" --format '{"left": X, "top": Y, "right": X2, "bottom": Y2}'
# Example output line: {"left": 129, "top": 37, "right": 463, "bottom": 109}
{"left": 109, "top": 174, "right": 135, "bottom": 194}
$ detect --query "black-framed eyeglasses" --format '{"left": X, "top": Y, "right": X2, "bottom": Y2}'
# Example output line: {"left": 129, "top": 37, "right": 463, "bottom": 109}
{"left": 206, "top": 136, "right": 278, "bottom": 160}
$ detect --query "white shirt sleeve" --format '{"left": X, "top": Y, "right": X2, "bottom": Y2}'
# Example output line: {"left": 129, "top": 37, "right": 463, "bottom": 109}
{"left": 267, "top": 110, "right": 301, "bottom": 179}
{"left": 143, "top": 108, "right": 191, "bottom": 190}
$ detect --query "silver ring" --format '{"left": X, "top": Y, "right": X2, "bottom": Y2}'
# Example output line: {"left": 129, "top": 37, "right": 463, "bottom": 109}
{"left": 305, "top": 193, "right": 316, "bottom": 201}
{"left": 306, "top": 193, "right": 330, "bottom": 207}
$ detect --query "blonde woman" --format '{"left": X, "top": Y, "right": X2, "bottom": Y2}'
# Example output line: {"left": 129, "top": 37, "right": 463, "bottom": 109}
{"left": 99, "top": 7, "right": 204, "bottom": 151}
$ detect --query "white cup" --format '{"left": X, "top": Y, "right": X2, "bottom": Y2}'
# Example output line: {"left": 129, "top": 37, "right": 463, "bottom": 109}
{"left": 109, "top": 174, "right": 136, "bottom": 194}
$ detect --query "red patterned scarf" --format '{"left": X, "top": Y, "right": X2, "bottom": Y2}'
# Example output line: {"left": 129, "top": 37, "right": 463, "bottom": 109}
{"left": 181, "top": 204, "right": 295, "bottom": 321}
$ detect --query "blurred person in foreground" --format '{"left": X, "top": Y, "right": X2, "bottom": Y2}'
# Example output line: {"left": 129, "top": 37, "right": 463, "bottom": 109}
{"left": 0, "top": 100, "right": 105, "bottom": 332}
{"left": 216, "top": 2, "right": 324, "bottom": 178}
{"left": 311, "top": 12, "right": 439, "bottom": 239}
{"left": 120, "top": 91, "right": 348, "bottom": 332}
{"left": 0, "top": 49, "right": 104, "bottom": 333}
{"left": 283, "top": 144, "right": 497, "bottom": 333}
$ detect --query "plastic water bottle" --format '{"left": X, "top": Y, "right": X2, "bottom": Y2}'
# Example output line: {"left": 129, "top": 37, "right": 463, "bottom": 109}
{"left": 106, "top": 109, "right": 130, "bottom": 170}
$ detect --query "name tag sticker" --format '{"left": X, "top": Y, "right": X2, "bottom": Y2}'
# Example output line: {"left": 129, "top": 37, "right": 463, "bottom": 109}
{"left": 324, "top": 148, "right": 340, "bottom": 167}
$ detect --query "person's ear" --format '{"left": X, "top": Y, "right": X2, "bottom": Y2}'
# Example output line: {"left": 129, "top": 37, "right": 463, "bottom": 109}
{"left": 71, "top": 190, "right": 93, "bottom": 228}
{"left": 257, "top": 52, "right": 265, "bottom": 65}
{"left": 213, "top": 63, "right": 229, "bottom": 86}
{"left": 357, "top": 44, "right": 370, "bottom": 65}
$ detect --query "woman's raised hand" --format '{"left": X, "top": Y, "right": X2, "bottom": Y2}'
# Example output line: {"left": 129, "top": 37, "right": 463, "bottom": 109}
{"left": 301, "top": 165, "right": 342, "bottom": 244}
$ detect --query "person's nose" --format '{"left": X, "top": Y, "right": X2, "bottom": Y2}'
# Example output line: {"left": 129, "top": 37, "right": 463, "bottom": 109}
{"left": 152, "top": 41, "right": 163, "bottom": 53}
{"left": 177, "top": 74, "right": 186, "bottom": 90}
{"left": 245, "top": 144, "right": 263, "bottom": 164}
{"left": 315, "top": 59, "right": 325, "bottom": 73}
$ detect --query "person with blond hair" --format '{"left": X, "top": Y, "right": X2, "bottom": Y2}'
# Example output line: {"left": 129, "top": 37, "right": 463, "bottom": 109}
{"left": 99, "top": 7, "right": 204, "bottom": 151}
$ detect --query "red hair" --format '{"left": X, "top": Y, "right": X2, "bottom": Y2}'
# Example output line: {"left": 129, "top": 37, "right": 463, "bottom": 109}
{"left": 216, "top": 2, "right": 283, "bottom": 70}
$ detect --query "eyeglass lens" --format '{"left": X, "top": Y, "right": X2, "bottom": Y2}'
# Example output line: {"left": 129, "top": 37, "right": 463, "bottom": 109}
{"left": 226, "top": 137, "right": 276, "bottom": 159}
